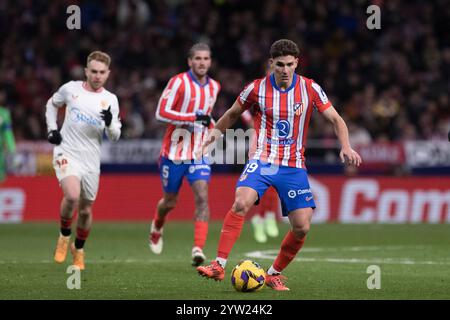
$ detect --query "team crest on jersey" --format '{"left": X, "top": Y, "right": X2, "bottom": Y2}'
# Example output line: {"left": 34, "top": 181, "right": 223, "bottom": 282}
{"left": 101, "top": 100, "right": 109, "bottom": 108}
{"left": 294, "top": 102, "right": 303, "bottom": 116}
{"left": 72, "top": 94, "right": 78, "bottom": 100}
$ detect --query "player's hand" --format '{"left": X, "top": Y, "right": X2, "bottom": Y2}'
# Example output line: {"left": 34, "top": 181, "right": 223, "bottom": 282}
{"left": 47, "top": 130, "right": 62, "bottom": 145}
{"left": 195, "top": 113, "right": 211, "bottom": 127}
{"left": 100, "top": 106, "right": 112, "bottom": 127}
{"left": 340, "top": 147, "right": 362, "bottom": 167}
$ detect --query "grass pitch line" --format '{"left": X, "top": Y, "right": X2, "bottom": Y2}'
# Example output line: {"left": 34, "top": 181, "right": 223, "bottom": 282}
{"left": 245, "top": 246, "right": 450, "bottom": 266}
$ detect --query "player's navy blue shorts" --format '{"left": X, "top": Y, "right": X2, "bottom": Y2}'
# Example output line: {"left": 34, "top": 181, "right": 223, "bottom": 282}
{"left": 159, "top": 156, "right": 211, "bottom": 193}
{"left": 236, "top": 159, "right": 316, "bottom": 216}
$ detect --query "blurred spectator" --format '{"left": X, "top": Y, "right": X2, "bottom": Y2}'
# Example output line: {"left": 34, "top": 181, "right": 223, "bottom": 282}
{"left": 0, "top": 0, "right": 448, "bottom": 143}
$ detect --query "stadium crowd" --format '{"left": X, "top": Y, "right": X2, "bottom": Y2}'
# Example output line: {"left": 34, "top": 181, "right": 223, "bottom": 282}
{"left": 0, "top": 0, "right": 448, "bottom": 145}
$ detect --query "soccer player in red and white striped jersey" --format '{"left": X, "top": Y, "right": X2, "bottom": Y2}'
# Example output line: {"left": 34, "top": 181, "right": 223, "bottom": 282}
{"left": 149, "top": 43, "right": 221, "bottom": 267}
{"left": 197, "top": 39, "right": 361, "bottom": 290}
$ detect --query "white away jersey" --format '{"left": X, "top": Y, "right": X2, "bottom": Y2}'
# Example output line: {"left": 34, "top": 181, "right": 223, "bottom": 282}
{"left": 46, "top": 81, "right": 121, "bottom": 173}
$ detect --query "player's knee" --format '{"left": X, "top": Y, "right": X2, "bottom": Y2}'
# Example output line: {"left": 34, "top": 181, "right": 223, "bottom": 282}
{"left": 291, "top": 223, "right": 310, "bottom": 238}
{"left": 163, "top": 197, "right": 177, "bottom": 210}
{"left": 232, "top": 198, "right": 251, "bottom": 215}
{"left": 78, "top": 208, "right": 92, "bottom": 218}
{"left": 64, "top": 195, "right": 80, "bottom": 207}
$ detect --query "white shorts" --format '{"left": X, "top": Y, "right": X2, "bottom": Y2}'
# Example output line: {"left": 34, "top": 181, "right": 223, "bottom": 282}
{"left": 53, "top": 153, "right": 100, "bottom": 201}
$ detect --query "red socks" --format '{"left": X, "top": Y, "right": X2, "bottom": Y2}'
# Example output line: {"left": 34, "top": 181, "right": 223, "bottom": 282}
{"left": 60, "top": 217, "right": 73, "bottom": 230}
{"left": 217, "top": 210, "right": 245, "bottom": 259}
{"left": 194, "top": 221, "right": 208, "bottom": 249}
{"left": 76, "top": 227, "right": 90, "bottom": 241}
{"left": 273, "top": 231, "right": 306, "bottom": 272}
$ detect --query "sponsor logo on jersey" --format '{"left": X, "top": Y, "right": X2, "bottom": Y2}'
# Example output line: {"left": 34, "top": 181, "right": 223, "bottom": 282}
{"left": 275, "top": 120, "right": 290, "bottom": 138}
{"left": 267, "top": 138, "right": 295, "bottom": 145}
{"left": 288, "top": 188, "right": 312, "bottom": 199}
{"left": 70, "top": 108, "right": 102, "bottom": 127}
{"left": 101, "top": 100, "right": 109, "bottom": 108}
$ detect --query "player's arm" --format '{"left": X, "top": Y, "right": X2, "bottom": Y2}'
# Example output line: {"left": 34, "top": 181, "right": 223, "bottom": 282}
{"left": 321, "top": 106, "right": 362, "bottom": 167}
{"left": 241, "top": 110, "right": 254, "bottom": 129}
{"left": 156, "top": 77, "right": 209, "bottom": 126}
{"left": 45, "top": 83, "right": 69, "bottom": 145}
{"left": 309, "top": 80, "right": 361, "bottom": 166}
{"left": 102, "top": 96, "right": 121, "bottom": 142}
{"left": 198, "top": 100, "right": 246, "bottom": 156}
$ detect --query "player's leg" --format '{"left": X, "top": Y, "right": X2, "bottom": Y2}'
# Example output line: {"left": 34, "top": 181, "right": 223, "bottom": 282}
{"left": 70, "top": 197, "right": 93, "bottom": 270}
{"left": 149, "top": 157, "right": 185, "bottom": 254}
{"left": 265, "top": 167, "right": 315, "bottom": 291}
{"left": 251, "top": 187, "right": 279, "bottom": 243}
{"left": 54, "top": 175, "right": 81, "bottom": 263}
{"left": 250, "top": 206, "right": 267, "bottom": 243}
{"left": 266, "top": 207, "right": 312, "bottom": 291}
{"left": 261, "top": 187, "right": 279, "bottom": 238}
{"left": 190, "top": 180, "right": 209, "bottom": 266}
{"left": 186, "top": 159, "right": 212, "bottom": 266}
{"left": 149, "top": 192, "right": 178, "bottom": 254}
{"left": 197, "top": 186, "right": 258, "bottom": 280}
{"left": 68, "top": 172, "right": 99, "bottom": 270}
{"left": 197, "top": 160, "right": 271, "bottom": 280}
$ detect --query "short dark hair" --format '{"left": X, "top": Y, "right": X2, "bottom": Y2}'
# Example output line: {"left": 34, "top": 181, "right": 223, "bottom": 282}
{"left": 270, "top": 39, "right": 299, "bottom": 58}
{"left": 188, "top": 43, "right": 211, "bottom": 58}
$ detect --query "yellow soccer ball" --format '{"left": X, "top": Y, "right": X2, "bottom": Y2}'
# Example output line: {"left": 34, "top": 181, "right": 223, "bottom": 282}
{"left": 231, "top": 260, "right": 266, "bottom": 292}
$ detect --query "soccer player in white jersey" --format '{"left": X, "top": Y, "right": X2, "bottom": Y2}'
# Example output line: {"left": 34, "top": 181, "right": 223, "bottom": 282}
{"left": 197, "top": 39, "right": 361, "bottom": 290}
{"left": 149, "top": 43, "right": 221, "bottom": 266}
{"left": 46, "top": 51, "right": 121, "bottom": 270}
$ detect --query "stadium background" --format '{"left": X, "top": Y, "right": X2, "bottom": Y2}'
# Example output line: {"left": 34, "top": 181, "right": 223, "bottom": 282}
{"left": 0, "top": 0, "right": 448, "bottom": 223}
{"left": 0, "top": 0, "right": 449, "bottom": 300}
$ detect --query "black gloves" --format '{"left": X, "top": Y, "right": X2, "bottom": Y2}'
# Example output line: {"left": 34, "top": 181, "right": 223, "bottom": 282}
{"left": 195, "top": 113, "right": 211, "bottom": 127}
{"left": 47, "top": 130, "right": 62, "bottom": 145}
{"left": 101, "top": 106, "right": 112, "bottom": 127}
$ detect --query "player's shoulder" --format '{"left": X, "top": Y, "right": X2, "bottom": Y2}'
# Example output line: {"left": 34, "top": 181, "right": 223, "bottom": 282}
{"left": 165, "top": 72, "right": 186, "bottom": 88}
{"left": 298, "top": 74, "right": 324, "bottom": 93}
{"left": 172, "top": 72, "right": 187, "bottom": 82}
{"left": 60, "top": 80, "right": 79, "bottom": 91}
{"left": 100, "top": 87, "right": 119, "bottom": 102}
{"left": 297, "top": 74, "right": 314, "bottom": 84}
{"left": 208, "top": 76, "right": 221, "bottom": 89}
{"left": 298, "top": 75, "right": 324, "bottom": 89}
{"left": 242, "top": 76, "right": 266, "bottom": 92}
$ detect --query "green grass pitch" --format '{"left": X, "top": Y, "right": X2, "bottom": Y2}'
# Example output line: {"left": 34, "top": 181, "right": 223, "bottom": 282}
{"left": 1, "top": 222, "right": 449, "bottom": 299}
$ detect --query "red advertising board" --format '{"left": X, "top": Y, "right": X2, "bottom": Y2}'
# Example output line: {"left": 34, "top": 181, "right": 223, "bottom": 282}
{"left": 1, "top": 175, "right": 449, "bottom": 223}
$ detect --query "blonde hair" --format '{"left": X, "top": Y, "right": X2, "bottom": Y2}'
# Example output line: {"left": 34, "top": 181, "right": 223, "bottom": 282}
{"left": 87, "top": 51, "right": 111, "bottom": 67}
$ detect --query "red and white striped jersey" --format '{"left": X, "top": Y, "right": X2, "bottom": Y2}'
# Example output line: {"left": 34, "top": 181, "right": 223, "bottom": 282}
{"left": 156, "top": 70, "right": 221, "bottom": 161}
{"left": 237, "top": 73, "right": 332, "bottom": 168}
